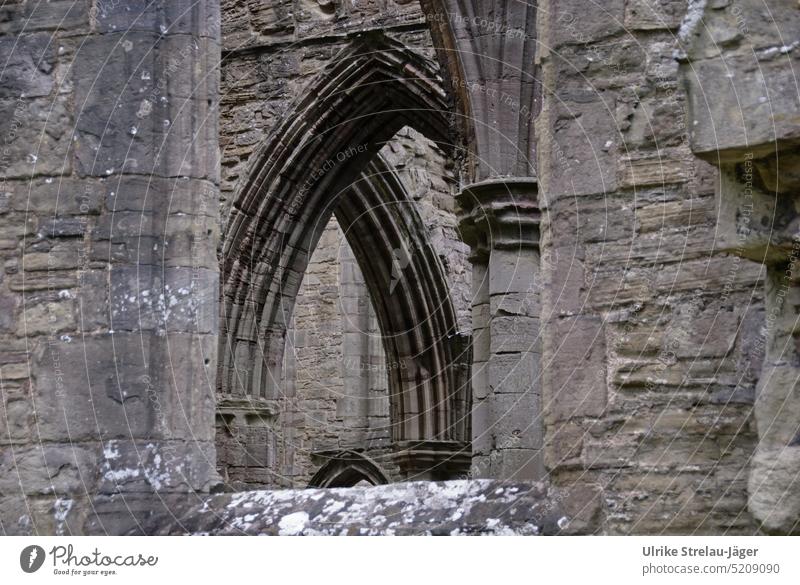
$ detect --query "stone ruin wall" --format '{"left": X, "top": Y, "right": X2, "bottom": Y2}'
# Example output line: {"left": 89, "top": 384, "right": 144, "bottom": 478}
{"left": 0, "top": 0, "right": 798, "bottom": 535}
{"left": 0, "top": 0, "right": 222, "bottom": 535}
{"left": 537, "top": 0, "right": 766, "bottom": 534}
{"left": 215, "top": 0, "right": 767, "bottom": 533}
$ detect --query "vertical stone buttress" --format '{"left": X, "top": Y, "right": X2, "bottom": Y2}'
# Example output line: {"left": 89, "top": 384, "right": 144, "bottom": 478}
{"left": 423, "top": 0, "right": 543, "bottom": 479}
{"left": 0, "top": 1, "right": 220, "bottom": 534}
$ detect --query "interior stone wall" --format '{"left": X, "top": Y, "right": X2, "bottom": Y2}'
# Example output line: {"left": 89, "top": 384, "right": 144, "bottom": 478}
{"left": 2, "top": 0, "right": 797, "bottom": 536}
{"left": 279, "top": 217, "right": 395, "bottom": 486}
{"left": 217, "top": 1, "right": 435, "bottom": 219}
{"left": 536, "top": 0, "right": 764, "bottom": 534}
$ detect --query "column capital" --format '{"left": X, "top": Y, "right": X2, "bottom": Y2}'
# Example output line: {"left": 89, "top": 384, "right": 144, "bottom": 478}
{"left": 457, "top": 177, "right": 540, "bottom": 252}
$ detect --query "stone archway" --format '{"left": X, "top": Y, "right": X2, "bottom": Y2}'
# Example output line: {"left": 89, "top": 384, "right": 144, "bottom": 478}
{"left": 308, "top": 450, "right": 390, "bottom": 488}
{"left": 218, "top": 35, "right": 470, "bottom": 486}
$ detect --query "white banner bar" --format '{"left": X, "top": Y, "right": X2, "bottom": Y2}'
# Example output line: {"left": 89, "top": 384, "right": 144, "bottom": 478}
{"left": 1, "top": 536, "right": 798, "bottom": 584}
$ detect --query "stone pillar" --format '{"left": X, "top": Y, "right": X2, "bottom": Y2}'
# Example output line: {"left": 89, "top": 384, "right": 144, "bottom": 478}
{"left": 751, "top": 263, "right": 800, "bottom": 532}
{"left": 459, "top": 179, "right": 543, "bottom": 480}
{"left": 713, "top": 165, "right": 800, "bottom": 534}
{"left": 0, "top": 1, "right": 220, "bottom": 534}
{"left": 420, "top": 0, "right": 542, "bottom": 480}
{"left": 421, "top": 0, "right": 539, "bottom": 182}
{"left": 339, "top": 242, "right": 369, "bottom": 446}
{"left": 468, "top": 245, "right": 491, "bottom": 474}
{"left": 366, "top": 303, "right": 391, "bottom": 450}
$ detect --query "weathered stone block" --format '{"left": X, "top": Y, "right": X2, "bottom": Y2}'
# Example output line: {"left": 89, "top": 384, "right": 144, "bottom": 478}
{"left": 32, "top": 334, "right": 156, "bottom": 441}
{"left": 93, "top": 0, "right": 220, "bottom": 38}
{"left": 97, "top": 440, "right": 218, "bottom": 495}
{"left": 0, "top": 33, "right": 56, "bottom": 98}
{"left": 489, "top": 315, "right": 540, "bottom": 353}
{"left": 149, "top": 333, "right": 217, "bottom": 442}
{"left": 547, "top": 95, "right": 619, "bottom": 197}
{"left": 496, "top": 449, "right": 545, "bottom": 481}
{"left": 39, "top": 217, "right": 86, "bottom": 238}
{"left": 17, "top": 299, "right": 75, "bottom": 336}
{"left": 545, "top": 246, "right": 586, "bottom": 315}
{"left": 0, "top": 390, "right": 33, "bottom": 443}
{"left": 147, "top": 480, "right": 575, "bottom": 535}
{"left": 0, "top": 494, "right": 87, "bottom": 536}
{"left": 545, "top": 421, "right": 584, "bottom": 470}
{"left": 635, "top": 196, "right": 716, "bottom": 234}
{"left": 73, "top": 270, "right": 109, "bottom": 331}
{"left": 488, "top": 352, "right": 539, "bottom": 395}
{"left": 625, "top": 0, "right": 686, "bottom": 30}
{"left": 0, "top": 293, "right": 20, "bottom": 332}
{"left": 23, "top": 244, "right": 84, "bottom": 272}
{"left": 471, "top": 397, "right": 492, "bottom": 457}
{"left": 9, "top": 271, "right": 77, "bottom": 292}
{"left": 683, "top": 54, "right": 800, "bottom": 161}
{"left": 619, "top": 152, "right": 694, "bottom": 188}
{"left": 545, "top": 317, "right": 607, "bottom": 421}
{"left": 749, "top": 446, "right": 800, "bottom": 535}
{"left": 108, "top": 176, "right": 218, "bottom": 217}
{"left": 624, "top": 97, "right": 688, "bottom": 150}
{"left": 0, "top": 97, "right": 72, "bottom": 178}
{"left": 0, "top": 1, "right": 90, "bottom": 34}
{"left": 493, "top": 390, "right": 543, "bottom": 450}
{"left": 551, "top": 0, "right": 625, "bottom": 47}
{"left": 0, "top": 444, "right": 97, "bottom": 497}
{"left": 72, "top": 34, "right": 218, "bottom": 180}
{"left": 9, "top": 178, "right": 104, "bottom": 215}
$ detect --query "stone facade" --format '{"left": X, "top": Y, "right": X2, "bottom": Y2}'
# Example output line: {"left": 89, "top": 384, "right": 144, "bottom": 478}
{"left": 0, "top": 0, "right": 798, "bottom": 535}
{"left": 677, "top": 0, "right": 800, "bottom": 535}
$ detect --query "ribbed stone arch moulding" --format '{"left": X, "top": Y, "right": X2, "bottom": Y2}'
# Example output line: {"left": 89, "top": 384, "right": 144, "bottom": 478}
{"left": 219, "top": 35, "right": 472, "bottom": 479}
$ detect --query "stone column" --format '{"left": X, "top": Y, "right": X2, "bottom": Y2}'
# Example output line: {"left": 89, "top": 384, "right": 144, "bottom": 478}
{"left": 420, "top": 0, "right": 542, "bottom": 481}
{"left": 339, "top": 242, "right": 370, "bottom": 446}
{"left": 713, "top": 165, "right": 800, "bottom": 534}
{"left": 0, "top": 1, "right": 221, "bottom": 534}
{"left": 752, "top": 263, "right": 800, "bottom": 532}
{"left": 459, "top": 179, "right": 543, "bottom": 480}
{"left": 467, "top": 244, "right": 491, "bottom": 474}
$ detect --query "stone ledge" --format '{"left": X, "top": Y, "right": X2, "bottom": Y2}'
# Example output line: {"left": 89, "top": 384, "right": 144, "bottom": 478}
{"left": 147, "top": 480, "right": 572, "bottom": 535}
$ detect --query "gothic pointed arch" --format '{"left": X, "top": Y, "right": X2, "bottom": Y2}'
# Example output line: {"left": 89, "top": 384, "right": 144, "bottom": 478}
{"left": 219, "top": 34, "right": 470, "bottom": 476}
{"left": 308, "top": 451, "right": 390, "bottom": 488}
{"left": 335, "top": 154, "right": 471, "bottom": 457}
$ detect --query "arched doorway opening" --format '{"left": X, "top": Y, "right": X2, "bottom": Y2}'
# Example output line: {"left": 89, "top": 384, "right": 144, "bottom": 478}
{"left": 217, "top": 36, "right": 471, "bottom": 489}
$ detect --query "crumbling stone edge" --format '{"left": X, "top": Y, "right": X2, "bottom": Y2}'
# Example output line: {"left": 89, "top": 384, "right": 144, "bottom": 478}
{"left": 141, "top": 480, "right": 599, "bottom": 536}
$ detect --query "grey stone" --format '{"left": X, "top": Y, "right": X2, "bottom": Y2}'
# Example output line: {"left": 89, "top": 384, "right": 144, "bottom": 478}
{"left": 150, "top": 480, "right": 570, "bottom": 535}
{"left": 0, "top": 34, "right": 56, "bottom": 98}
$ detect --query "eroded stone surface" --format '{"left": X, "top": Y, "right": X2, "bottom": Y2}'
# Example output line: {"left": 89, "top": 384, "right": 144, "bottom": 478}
{"left": 149, "top": 480, "right": 573, "bottom": 536}
{"left": 678, "top": 0, "right": 800, "bottom": 535}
